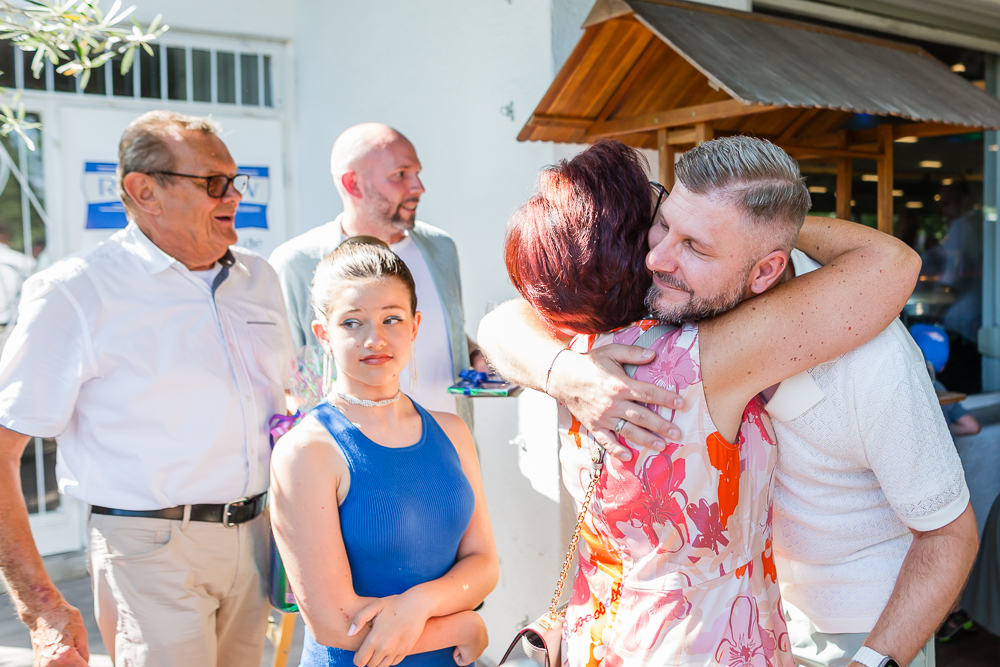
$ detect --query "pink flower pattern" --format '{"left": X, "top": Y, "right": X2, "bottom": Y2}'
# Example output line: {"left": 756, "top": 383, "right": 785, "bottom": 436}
{"left": 559, "top": 322, "right": 793, "bottom": 667}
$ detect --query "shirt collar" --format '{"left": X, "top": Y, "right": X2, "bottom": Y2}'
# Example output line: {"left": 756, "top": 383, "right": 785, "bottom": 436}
{"left": 121, "top": 221, "right": 240, "bottom": 275}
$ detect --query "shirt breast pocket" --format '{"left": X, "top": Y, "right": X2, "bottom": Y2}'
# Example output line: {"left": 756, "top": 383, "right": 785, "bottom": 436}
{"left": 246, "top": 321, "right": 286, "bottom": 389}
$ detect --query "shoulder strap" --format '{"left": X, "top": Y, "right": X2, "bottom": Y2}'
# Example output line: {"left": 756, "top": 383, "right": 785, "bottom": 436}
{"left": 622, "top": 323, "right": 676, "bottom": 379}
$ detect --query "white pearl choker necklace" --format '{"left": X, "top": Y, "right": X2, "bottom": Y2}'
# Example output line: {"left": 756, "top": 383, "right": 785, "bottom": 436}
{"left": 334, "top": 391, "right": 402, "bottom": 408}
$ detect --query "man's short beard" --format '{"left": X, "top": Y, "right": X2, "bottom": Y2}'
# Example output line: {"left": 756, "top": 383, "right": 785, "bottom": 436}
{"left": 645, "top": 263, "right": 753, "bottom": 324}
{"left": 365, "top": 187, "right": 418, "bottom": 233}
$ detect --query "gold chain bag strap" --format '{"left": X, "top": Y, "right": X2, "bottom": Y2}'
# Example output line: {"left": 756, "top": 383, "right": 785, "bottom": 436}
{"left": 499, "top": 324, "right": 674, "bottom": 667}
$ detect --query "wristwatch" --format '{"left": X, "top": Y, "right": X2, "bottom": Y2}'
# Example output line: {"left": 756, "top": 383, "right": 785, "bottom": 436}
{"left": 852, "top": 646, "right": 900, "bottom": 667}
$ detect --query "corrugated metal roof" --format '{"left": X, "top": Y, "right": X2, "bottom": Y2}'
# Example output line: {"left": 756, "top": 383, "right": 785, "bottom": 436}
{"left": 625, "top": 0, "right": 1000, "bottom": 128}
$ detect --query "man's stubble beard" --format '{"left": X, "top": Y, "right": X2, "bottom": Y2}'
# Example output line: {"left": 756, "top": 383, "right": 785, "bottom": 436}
{"left": 365, "top": 186, "right": 418, "bottom": 235}
{"left": 645, "top": 262, "right": 753, "bottom": 324}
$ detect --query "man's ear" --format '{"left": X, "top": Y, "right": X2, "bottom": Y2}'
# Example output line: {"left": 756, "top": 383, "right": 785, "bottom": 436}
{"left": 747, "top": 250, "right": 789, "bottom": 295}
{"left": 340, "top": 170, "right": 363, "bottom": 199}
{"left": 122, "top": 172, "right": 163, "bottom": 216}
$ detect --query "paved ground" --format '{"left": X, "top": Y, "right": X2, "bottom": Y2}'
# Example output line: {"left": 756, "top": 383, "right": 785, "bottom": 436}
{"left": 3, "top": 576, "right": 999, "bottom": 667}
{"left": 0, "top": 576, "right": 305, "bottom": 667}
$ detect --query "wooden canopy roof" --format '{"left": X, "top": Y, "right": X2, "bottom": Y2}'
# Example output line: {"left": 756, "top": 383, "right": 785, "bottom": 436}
{"left": 518, "top": 0, "right": 1000, "bottom": 231}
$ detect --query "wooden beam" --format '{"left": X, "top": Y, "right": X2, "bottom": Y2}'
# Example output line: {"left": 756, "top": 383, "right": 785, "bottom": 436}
{"left": 847, "top": 122, "right": 984, "bottom": 147}
{"left": 584, "top": 99, "right": 777, "bottom": 140}
{"left": 836, "top": 133, "right": 852, "bottom": 221}
{"left": 526, "top": 114, "right": 594, "bottom": 130}
{"left": 695, "top": 122, "right": 713, "bottom": 145}
{"left": 892, "top": 122, "right": 984, "bottom": 140}
{"left": 877, "top": 124, "right": 894, "bottom": 235}
{"left": 666, "top": 127, "right": 697, "bottom": 145}
{"left": 783, "top": 144, "right": 881, "bottom": 160}
{"left": 658, "top": 128, "right": 675, "bottom": 188}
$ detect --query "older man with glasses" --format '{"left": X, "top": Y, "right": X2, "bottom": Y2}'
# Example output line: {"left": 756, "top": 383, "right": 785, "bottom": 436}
{"left": 0, "top": 110, "right": 293, "bottom": 667}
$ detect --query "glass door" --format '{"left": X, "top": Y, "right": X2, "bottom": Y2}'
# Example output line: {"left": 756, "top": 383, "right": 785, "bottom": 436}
{"left": 1, "top": 120, "right": 85, "bottom": 555}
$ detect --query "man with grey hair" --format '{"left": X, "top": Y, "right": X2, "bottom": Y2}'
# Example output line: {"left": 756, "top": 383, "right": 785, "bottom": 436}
{"left": 480, "top": 136, "right": 976, "bottom": 667}
{"left": 0, "top": 110, "right": 293, "bottom": 666}
{"left": 270, "top": 122, "right": 485, "bottom": 423}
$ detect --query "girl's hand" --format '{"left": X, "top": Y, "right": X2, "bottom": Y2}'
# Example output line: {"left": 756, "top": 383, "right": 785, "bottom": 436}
{"left": 350, "top": 592, "right": 432, "bottom": 667}
{"left": 452, "top": 614, "right": 487, "bottom": 666}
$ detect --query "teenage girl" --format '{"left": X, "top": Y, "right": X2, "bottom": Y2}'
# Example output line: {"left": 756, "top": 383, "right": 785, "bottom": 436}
{"left": 271, "top": 237, "right": 498, "bottom": 667}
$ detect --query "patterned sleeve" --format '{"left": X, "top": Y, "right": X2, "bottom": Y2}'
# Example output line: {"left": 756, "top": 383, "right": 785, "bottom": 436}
{"left": 860, "top": 355, "right": 970, "bottom": 532}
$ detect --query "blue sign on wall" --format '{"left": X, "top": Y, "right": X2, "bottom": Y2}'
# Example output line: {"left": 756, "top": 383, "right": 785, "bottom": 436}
{"left": 84, "top": 162, "right": 270, "bottom": 230}
{"left": 83, "top": 162, "right": 128, "bottom": 229}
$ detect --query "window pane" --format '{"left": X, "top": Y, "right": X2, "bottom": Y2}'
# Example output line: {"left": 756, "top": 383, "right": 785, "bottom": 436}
{"left": 19, "top": 441, "right": 38, "bottom": 514}
{"left": 240, "top": 53, "right": 258, "bottom": 106}
{"left": 263, "top": 55, "right": 272, "bottom": 107}
{"left": 217, "top": 51, "right": 235, "bottom": 104}
{"left": 53, "top": 71, "right": 76, "bottom": 93}
{"left": 0, "top": 116, "right": 46, "bottom": 258}
{"left": 192, "top": 49, "right": 211, "bottom": 102}
{"left": 140, "top": 44, "right": 161, "bottom": 99}
{"left": 0, "top": 42, "right": 14, "bottom": 88}
{"left": 42, "top": 438, "right": 59, "bottom": 512}
{"left": 22, "top": 50, "right": 45, "bottom": 90}
{"left": 112, "top": 53, "right": 134, "bottom": 97}
{"left": 83, "top": 64, "right": 106, "bottom": 95}
{"left": 883, "top": 133, "right": 985, "bottom": 394}
{"left": 166, "top": 47, "right": 186, "bottom": 100}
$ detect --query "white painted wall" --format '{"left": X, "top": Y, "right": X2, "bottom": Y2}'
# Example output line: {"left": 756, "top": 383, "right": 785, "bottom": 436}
{"left": 132, "top": 2, "right": 294, "bottom": 40}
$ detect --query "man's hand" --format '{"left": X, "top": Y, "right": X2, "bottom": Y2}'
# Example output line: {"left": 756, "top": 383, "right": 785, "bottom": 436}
{"left": 547, "top": 344, "right": 683, "bottom": 461}
{"left": 27, "top": 601, "right": 89, "bottom": 667}
{"left": 469, "top": 349, "right": 489, "bottom": 375}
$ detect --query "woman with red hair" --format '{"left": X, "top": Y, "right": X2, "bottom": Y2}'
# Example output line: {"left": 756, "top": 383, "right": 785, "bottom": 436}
{"left": 502, "top": 138, "right": 919, "bottom": 667}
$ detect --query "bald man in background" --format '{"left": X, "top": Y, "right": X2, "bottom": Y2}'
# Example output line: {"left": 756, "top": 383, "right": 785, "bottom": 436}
{"left": 269, "top": 123, "right": 484, "bottom": 426}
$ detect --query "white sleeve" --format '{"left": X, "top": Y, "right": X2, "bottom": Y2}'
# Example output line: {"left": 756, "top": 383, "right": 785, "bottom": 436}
{"left": 860, "top": 357, "right": 969, "bottom": 532}
{"left": 0, "top": 276, "right": 97, "bottom": 437}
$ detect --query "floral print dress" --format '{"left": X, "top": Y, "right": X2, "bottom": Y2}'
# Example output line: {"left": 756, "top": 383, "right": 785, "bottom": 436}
{"left": 560, "top": 321, "right": 793, "bottom": 667}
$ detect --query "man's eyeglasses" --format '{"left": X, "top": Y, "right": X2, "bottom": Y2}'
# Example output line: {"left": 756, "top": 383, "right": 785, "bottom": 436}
{"left": 147, "top": 171, "right": 250, "bottom": 198}
{"left": 649, "top": 181, "right": 668, "bottom": 228}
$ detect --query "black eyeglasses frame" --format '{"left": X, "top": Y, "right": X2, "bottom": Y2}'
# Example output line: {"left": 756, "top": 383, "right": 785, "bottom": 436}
{"left": 147, "top": 171, "right": 251, "bottom": 199}
{"left": 649, "top": 181, "right": 669, "bottom": 228}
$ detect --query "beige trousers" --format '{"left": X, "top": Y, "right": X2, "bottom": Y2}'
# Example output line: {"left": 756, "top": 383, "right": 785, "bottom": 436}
{"left": 86, "top": 509, "right": 271, "bottom": 667}
{"left": 789, "top": 626, "right": 934, "bottom": 667}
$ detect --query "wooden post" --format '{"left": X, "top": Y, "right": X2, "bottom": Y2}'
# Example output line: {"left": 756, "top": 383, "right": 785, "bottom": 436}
{"left": 695, "top": 122, "right": 714, "bottom": 145}
{"left": 266, "top": 612, "right": 298, "bottom": 667}
{"left": 836, "top": 132, "right": 852, "bottom": 221}
{"left": 657, "top": 128, "right": 675, "bottom": 189}
{"left": 876, "top": 124, "right": 894, "bottom": 235}
{"left": 836, "top": 159, "right": 853, "bottom": 220}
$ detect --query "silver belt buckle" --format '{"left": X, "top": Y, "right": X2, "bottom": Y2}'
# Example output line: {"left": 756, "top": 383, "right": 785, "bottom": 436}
{"left": 223, "top": 496, "right": 251, "bottom": 527}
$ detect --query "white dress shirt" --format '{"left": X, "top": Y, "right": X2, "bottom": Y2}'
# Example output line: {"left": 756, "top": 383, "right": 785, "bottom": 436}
{"left": 0, "top": 222, "right": 294, "bottom": 510}
{"left": 768, "top": 250, "right": 969, "bottom": 634}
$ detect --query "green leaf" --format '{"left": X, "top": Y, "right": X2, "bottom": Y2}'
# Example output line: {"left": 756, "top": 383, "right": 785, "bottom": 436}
{"left": 119, "top": 44, "right": 134, "bottom": 72}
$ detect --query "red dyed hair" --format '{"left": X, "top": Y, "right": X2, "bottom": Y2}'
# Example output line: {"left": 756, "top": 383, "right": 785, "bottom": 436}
{"left": 504, "top": 140, "right": 653, "bottom": 335}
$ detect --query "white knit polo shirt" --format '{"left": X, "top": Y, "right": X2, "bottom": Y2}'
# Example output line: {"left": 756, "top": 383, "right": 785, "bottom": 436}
{"left": 767, "top": 250, "right": 970, "bottom": 634}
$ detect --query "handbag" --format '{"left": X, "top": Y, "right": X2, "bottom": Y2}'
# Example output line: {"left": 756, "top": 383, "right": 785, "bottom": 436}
{"left": 498, "top": 322, "right": 673, "bottom": 667}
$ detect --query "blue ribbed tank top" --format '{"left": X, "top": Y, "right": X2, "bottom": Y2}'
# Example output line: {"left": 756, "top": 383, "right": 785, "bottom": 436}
{"left": 299, "top": 398, "right": 475, "bottom": 667}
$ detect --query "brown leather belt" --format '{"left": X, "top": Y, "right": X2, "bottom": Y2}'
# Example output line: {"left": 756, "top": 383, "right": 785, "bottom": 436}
{"left": 90, "top": 492, "right": 267, "bottom": 527}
